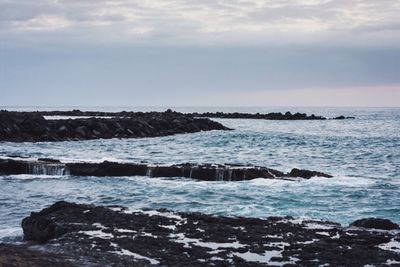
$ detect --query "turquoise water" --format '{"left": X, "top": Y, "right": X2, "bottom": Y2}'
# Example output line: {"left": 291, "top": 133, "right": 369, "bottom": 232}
{"left": 0, "top": 107, "right": 399, "bottom": 241}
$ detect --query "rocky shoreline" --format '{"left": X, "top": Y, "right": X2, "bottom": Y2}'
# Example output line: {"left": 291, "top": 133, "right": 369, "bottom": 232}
{"left": 0, "top": 158, "right": 332, "bottom": 180}
{"left": 0, "top": 110, "right": 230, "bottom": 142}
{"left": 30, "top": 109, "right": 354, "bottom": 120}
{"left": 1, "top": 201, "right": 399, "bottom": 266}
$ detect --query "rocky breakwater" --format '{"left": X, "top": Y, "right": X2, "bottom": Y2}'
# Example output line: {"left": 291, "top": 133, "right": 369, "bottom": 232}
{"left": 189, "top": 111, "right": 355, "bottom": 120}
{"left": 1, "top": 201, "right": 398, "bottom": 266}
{"left": 0, "top": 110, "right": 230, "bottom": 142}
{"left": 0, "top": 158, "right": 332, "bottom": 180}
{"left": 34, "top": 109, "right": 355, "bottom": 120}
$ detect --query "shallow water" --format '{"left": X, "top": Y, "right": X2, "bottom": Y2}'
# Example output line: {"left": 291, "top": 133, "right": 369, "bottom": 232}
{"left": 0, "top": 107, "right": 399, "bottom": 241}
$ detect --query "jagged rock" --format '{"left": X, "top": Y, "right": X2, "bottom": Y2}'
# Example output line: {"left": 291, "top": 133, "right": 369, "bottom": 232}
{"left": 334, "top": 116, "right": 355, "bottom": 120}
{"left": 288, "top": 168, "right": 333, "bottom": 179}
{"left": 0, "top": 110, "right": 231, "bottom": 142}
{"left": 12, "top": 201, "right": 400, "bottom": 266}
{"left": 351, "top": 218, "right": 400, "bottom": 230}
{"left": 0, "top": 158, "right": 333, "bottom": 181}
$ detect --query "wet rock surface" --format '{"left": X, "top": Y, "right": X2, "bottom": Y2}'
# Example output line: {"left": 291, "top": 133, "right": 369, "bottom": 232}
{"left": 0, "top": 110, "right": 230, "bottom": 142}
{"left": 0, "top": 158, "right": 333, "bottom": 180}
{"left": 4, "top": 201, "right": 398, "bottom": 266}
{"left": 0, "top": 243, "right": 76, "bottom": 267}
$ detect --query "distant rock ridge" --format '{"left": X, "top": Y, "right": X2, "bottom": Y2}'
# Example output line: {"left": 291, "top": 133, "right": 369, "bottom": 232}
{"left": 31, "top": 109, "right": 355, "bottom": 120}
{"left": 189, "top": 111, "right": 355, "bottom": 120}
{"left": 0, "top": 158, "right": 333, "bottom": 180}
{"left": 0, "top": 110, "right": 230, "bottom": 142}
{"left": 1, "top": 201, "right": 397, "bottom": 266}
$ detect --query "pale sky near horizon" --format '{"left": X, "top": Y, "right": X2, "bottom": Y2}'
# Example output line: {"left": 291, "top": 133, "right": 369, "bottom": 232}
{"left": 1, "top": 0, "right": 400, "bottom": 107}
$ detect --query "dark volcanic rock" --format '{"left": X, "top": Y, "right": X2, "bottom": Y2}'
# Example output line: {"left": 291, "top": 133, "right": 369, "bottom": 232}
{"left": 288, "top": 168, "right": 333, "bottom": 179}
{"left": 21, "top": 109, "right": 354, "bottom": 121}
{"left": 351, "top": 218, "right": 400, "bottom": 230}
{"left": 13, "top": 201, "right": 400, "bottom": 266}
{"left": 0, "top": 244, "right": 76, "bottom": 267}
{"left": 0, "top": 110, "right": 230, "bottom": 142}
{"left": 190, "top": 111, "right": 328, "bottom": 120}
{"left": 0, "top": 158, "right": 333, "bottom": 181}
{"left": 187, "top": 111, "right": 354, "bottom": 120}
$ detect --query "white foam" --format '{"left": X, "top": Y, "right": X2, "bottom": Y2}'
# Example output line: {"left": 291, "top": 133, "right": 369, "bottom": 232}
{"left": 305, "top": 222, "right": 335, "bottom": 230}
{"left": 231, "top": 250, "right": 282, "bottom": 264}
{"left": 79, "top": 230, "right": 113, "bottom": 239}
{"left": 316, "top": 231, "right": 330, "bottom": 236}
{"left": 115, "top": 228, "right": 136, "bottom": 233}
{"left": 386, "top": 259, "right": 400, "bottom": 265}
{"left": 160, "top": 225, "right": 176, "bottom": 230}
{"left": 378, "top": 238, "right": 400, "bottom": 253}
{"left": 0, "top": 227, "right": 23, "bottom": 240}
{"left": 169, "top": 233, "right": 245, "bottom": 249}
{"left": 297, "top": 239, "right": 319, "bottom": 245}
{"left": 109, "top": 242, "right": 160, "bottom": 265}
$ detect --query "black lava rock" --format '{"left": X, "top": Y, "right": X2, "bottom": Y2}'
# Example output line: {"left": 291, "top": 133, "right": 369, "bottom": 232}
{"left": 14, "top": 201, "right": 400, "bottom": 266}
{"left": 0, "top": 110, "right": 231, "bottom": 142}
{"left": 351, "top": 218, "right": 400, "bottom": 230}
{"left": 0, "top": 158, "right": 333, "bottom": 181}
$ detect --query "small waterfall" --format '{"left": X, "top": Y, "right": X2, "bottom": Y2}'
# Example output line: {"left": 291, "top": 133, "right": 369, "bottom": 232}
{"left": 215, "top": 169, "right": 224, "bottom": 181}
{"left": 189, "top": 168, "right": 193, "bottom": 178}
{"left": 28, "top": 163, "right": 69, "bottom": 176}
{"left": 227, "top": 170, "right": 232, "bottom": 181}
{"left": 146, "top": 167, "right": 154, "bottom": 177}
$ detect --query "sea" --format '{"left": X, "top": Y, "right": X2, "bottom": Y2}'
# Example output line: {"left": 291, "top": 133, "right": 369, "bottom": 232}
{"left": 0, "top": 106, "right": 399, "bottom": 242}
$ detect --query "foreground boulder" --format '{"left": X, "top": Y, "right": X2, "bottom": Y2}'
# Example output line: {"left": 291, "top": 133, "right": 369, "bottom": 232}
{"left": 9, "top": 201, "right": 399, "bottom": 266}
{"left": 0, "top": 110, "right": 230, "bottom": 142}
{"left": 0, "top": 158, "right": 333, "bottom": 180}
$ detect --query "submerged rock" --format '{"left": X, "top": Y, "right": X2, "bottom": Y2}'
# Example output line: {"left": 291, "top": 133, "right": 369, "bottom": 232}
{"left": 9, "top": 201, "right": 400, "bottom": 266}
{"left": 288, "top": 168, "right": 332, "bottom": 179}
{"left": 0, "top": 158, "right": 333, "bottom": 181}
{"left": 0, "top": 110, "right": 230, "bottom": 142}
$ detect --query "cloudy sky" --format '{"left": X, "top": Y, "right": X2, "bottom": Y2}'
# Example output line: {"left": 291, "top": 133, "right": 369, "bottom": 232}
{"left": 1, "top": 0, "right": 400, "bottom": 107}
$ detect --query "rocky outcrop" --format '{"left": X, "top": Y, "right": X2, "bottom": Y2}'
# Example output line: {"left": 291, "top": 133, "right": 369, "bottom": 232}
{"left": 0, "top": 110, "right": 230, "bottom": 142}
{"left": 351, "top": 218, "right": 400, "bottom": 230}
{"left": 189, "top": 111, "right": 355, "bottom": 120}
{"left": 0, "top": 158, "right": 333, "bottom": 180}
{"left": 11, "top": 201, "right": 400, "bottom": 266}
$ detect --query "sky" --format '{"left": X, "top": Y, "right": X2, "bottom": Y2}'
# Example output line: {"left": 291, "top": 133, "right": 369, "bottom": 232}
{"left": 1, "top": 0, "right": 400, "bottom": 107}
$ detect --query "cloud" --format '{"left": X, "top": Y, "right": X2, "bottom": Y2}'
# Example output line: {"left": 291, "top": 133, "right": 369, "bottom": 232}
{"left": 0, "top": 0, "right": 399, "bottom": 46}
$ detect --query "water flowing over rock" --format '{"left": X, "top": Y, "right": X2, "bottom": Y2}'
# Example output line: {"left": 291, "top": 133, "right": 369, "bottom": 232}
{"left": 0, "top": 110, "right": 230, "bottom": 142}
{"left": 3, "top": 201, "right": 397, "bottom": 266}
{"left": 0, "top": 158, "right": 333, "bottom": 180}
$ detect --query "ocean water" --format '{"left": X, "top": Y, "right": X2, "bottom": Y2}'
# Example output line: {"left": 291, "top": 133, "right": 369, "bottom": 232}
{"left": 0, "top": 107, "right": 399, "bottom": 242}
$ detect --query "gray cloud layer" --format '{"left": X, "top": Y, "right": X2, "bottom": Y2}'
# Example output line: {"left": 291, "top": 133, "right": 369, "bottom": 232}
{"left": 1, "top": 0, "right": 400, "bottom": 46}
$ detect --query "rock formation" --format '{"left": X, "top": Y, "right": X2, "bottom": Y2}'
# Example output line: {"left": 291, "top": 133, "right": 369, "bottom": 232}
{"left": 2, "top": 201, "right": 397, "bottom": 266}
